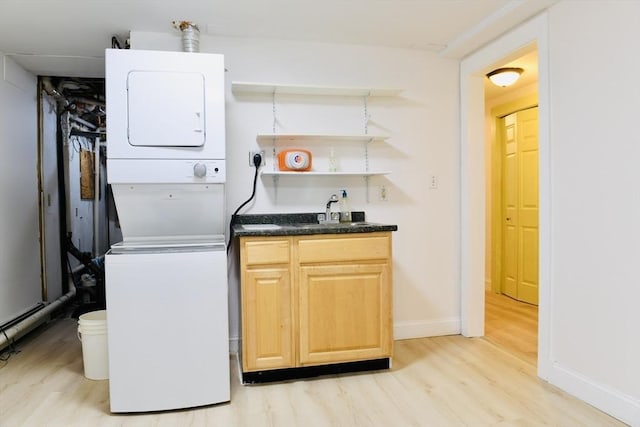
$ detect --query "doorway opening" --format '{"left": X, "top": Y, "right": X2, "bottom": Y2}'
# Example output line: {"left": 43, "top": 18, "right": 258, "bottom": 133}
{"left": 483, "top": 49, "right": 539, "bottom": 365}
{"left": 38, "top": 76, "right": 111, "bottom": 318}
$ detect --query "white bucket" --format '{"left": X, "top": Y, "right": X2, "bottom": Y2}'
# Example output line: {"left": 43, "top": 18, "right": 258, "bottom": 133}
{"left": 77, "top": 310, "right": 108, "bottom": 380}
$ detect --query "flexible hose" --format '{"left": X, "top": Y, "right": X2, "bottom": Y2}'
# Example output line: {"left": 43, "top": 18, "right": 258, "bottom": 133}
{"left": 227, "top": 154, "right": 262, "bottom": 254}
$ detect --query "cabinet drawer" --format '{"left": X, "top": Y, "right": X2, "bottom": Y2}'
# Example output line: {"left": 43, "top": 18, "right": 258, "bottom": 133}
{"left": 297, "top": 234, "right": 390, "bottom": 264}
{"left": 243, "top": 238, "right": 290, "bottom": 266}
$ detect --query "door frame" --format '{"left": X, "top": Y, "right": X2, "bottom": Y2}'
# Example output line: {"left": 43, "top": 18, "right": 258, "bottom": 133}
{"left": 37, "top": 83, "right": 64, "bottom": 302}
{"left": 490, "top": 96, "right": 538, "bottom": 296}
{"left": 460, "top": 13, "right": 552, "bottom": 381}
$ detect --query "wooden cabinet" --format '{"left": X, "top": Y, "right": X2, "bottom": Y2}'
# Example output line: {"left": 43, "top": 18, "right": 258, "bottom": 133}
{"left": 240, "top": 238, "right": 293, "bottom": 372}
{"left": 239, "top": 232, "right": 393, "bottom": 373}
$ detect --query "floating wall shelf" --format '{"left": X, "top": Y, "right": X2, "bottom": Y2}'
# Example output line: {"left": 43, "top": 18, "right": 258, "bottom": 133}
{"left": 232, "top": 80, "right": 401, "bottom": 202}
{"left": 261, "top": 171, "right": 391, "bottom": 177}
{"left": 256, "top": 133, "right": 389, "bottom": 144}
{"left": 232, "top": 81, "right": 402, "bottom": 97}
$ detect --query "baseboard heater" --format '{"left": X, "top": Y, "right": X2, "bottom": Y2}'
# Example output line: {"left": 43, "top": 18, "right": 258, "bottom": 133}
{"left": 0, "top": 303, "right": 45, "bottom": 330}
{"left": 242, "top": 358, "right": 390, "bottom": 384}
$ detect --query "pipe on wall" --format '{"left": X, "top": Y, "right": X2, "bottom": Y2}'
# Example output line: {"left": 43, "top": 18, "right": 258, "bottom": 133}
{"left": 0, "top": 283, "right": 75, "bottom": 351}
{"left": 93, "top": 136, "right": 100, "bottom": 257}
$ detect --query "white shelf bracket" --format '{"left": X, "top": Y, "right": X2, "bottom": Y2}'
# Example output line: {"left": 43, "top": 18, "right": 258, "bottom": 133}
{"left": 364, "top": 95, "right": 371, "bottom": 177}
{"left": 271, "top": 144, "right": 277, "bottom": 172}
{"left": 364, "top": 141, "right": 370, "bottom": 173}
{"left": 270, "top": 91, "right": 281, "bottom": 204}
{"left": 363, "top": 94, "right": 370, "bottom": 135}
{"left": 273, "top": 174, "right": 279, "bottom": 203}
{"left": 272, "top": 93, "right": 278, "bottom": 173}
{"left": 272, "top": 91, "right": 277, "bottom": 134}
{"left": 364, "top": 175, "right": 370, "bottom": 204}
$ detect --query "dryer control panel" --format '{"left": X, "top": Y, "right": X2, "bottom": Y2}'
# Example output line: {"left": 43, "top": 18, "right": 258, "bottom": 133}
{"left": 107, "top": 159, "right": 225, "bottom": 184}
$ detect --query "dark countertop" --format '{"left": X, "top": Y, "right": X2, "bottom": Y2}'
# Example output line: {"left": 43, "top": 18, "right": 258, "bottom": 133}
{"left": 232, "top": 212, "right": 398, "bottom": 237}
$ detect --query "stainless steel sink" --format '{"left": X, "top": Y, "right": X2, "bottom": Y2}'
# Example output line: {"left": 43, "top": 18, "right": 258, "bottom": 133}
{"left": 240, "top": 222, "right": 373, "bottom": 231}
{"left": 239, "top": 224, "right": 282, "bottom": 230}
{"left": 297, "top": 222, "right": 372, "bottom": 227}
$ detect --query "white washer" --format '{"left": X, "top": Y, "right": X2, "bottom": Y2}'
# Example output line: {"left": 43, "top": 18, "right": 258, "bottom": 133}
{"left": 106, "top": 238, "right": 229, "bottom": 412}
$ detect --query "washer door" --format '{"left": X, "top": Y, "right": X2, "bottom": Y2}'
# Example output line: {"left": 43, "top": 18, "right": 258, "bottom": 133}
{"left": 106, "top": 248, "right": 230, "bottom": 412}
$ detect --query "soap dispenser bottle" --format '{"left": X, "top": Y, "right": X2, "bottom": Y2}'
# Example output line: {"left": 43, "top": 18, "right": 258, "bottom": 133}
{"left": 339, "top": 189, "right": 351, "bottom": 223}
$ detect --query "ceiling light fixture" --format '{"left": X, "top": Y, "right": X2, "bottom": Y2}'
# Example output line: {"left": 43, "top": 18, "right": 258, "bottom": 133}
{"left": 486, "top": 67, "right": 524, "bottom": 87}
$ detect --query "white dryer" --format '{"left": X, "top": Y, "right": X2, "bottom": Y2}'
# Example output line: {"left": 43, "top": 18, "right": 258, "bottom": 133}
{"left": 106, "top": 48, "right": 225, "bottom": 161}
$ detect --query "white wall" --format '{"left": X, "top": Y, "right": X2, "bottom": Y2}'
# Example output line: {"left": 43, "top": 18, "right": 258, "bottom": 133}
{"left": 0, "top": 54, "right": 41, "bottom": 325}
{"left": 130, "top": 32, "right": 461, "bottom": 347}
{"left": 464, "top": 4, "right": 639, "bottom": 424}
{"left": 546, "top": 1, "right": 640, "bottom": 423}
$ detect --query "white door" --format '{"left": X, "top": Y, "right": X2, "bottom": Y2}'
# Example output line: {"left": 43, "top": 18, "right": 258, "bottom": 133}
{"left": 501, "top": 107, "right": 539, "bottom": 305}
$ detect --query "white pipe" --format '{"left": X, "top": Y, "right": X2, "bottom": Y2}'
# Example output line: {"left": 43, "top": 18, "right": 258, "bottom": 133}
{"left": 93, "top": 136, "right": 100, "bottom": 257}
{"left": 0, "top": 283, "right": 76, "bottom": 351}
{"left": 62, "top": 113, "right": 73, "bottom": 235}
{"left": 70, "top": 116, "right": 97, "bottom": 130}
{"left": 72, "top": 263, "right": 86, "bottom": 274}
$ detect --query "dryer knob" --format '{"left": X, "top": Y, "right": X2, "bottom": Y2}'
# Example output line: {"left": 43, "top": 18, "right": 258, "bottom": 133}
{"left": 193, "top": 163, "right": 207, "bottom": 178}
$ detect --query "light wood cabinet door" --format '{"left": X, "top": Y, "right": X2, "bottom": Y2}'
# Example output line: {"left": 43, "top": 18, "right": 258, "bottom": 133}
{"left": 240, "top": 237, "right": 293, "bottom": 372}
{"left": 298, "top": 263, "right": 392, "bottom": 366}
{"left": 242, "top": 267, "right": 293, "bottom": 371}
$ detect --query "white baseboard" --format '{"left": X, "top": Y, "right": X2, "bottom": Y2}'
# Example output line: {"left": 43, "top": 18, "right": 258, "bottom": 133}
{"left": 394, "top": 318, "right": 461, "bottom": 340}
{"left": 548, "top": 362, "right": 640, "bottom": 426}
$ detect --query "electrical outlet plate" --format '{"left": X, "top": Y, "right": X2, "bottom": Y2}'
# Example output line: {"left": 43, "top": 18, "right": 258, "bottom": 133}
{"left": 249, "top": 150, "right": 265, "bottom": 166}
{"left": 429, "top": 175, "right": 438, "bottom": 189}
{"left": 379, "top": 185, "right": 388, "bottom": 201}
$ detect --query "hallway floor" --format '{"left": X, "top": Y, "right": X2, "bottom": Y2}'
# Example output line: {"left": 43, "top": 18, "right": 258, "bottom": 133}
{"left": 484, "top": 289, "right": 538, "bottom": 365}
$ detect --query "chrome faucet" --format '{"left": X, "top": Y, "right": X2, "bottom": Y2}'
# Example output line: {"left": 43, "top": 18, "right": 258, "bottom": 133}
{"left": 322, "top": 193, "right": 340, "bottom": 223}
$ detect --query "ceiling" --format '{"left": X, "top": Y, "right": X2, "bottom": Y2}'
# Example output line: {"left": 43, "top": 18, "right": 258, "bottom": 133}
{"left": 1, "top": 0, "right": 547, "bottom": 90}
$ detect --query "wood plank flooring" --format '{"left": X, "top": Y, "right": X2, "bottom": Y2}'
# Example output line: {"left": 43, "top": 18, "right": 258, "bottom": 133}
{"left": 0, "top": 313, "right": 625, "bottom": 426}
{"left": 484, "top": 290, "right": 538, "bottom": 365}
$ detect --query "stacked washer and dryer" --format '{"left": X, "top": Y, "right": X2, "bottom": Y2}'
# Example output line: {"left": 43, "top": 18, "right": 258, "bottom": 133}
{"left": 104, "top": 49, "right": 230, "bottom": 412}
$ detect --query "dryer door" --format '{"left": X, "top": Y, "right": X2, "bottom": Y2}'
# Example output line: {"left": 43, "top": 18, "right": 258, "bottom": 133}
{"left": 127, "top": 70, "right": 205, "bottom": 147}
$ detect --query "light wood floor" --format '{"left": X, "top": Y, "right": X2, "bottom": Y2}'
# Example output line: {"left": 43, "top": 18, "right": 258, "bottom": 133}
{"left": 0, "top": 315, "right": 625, "bottom": 426}
{"left": 484, "top": 290, "right": 538, "bottom": 365}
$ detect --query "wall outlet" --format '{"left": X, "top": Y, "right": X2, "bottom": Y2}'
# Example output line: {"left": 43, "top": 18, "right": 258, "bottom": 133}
{"left": 429, "top": 175, "right": 438, "bottom": 189}
{"left": 249, "top": 150, "right": 265, "bottom": 167}
{"left": 379, "top": 185, "right": 388, "bottom": 201}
